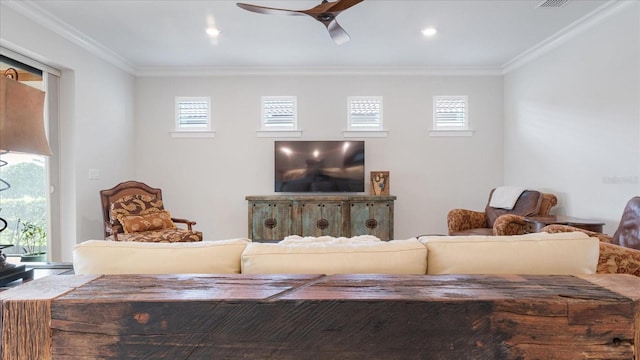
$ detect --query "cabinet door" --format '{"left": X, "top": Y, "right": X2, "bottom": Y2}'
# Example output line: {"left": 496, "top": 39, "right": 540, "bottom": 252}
{"left": 299, "top": 201, "right": 345, "bottom": 237}
{"left": 249, "top": 201, "right": 293, "bottom": 241}
{"left": 349, "top": 201, "right": 394, "bottom": 240}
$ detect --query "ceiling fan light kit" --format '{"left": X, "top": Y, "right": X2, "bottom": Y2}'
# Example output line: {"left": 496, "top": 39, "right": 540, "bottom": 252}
{"left": 237, "top": 0, "right": 364, "bottom": 45}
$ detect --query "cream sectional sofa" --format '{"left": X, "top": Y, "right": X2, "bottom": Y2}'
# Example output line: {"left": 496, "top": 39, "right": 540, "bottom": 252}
{"left": 73, "top": 232, "right": 601, "bottom": 276}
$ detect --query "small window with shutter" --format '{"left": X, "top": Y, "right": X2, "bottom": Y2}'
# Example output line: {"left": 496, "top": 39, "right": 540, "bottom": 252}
{"left": 348, "top": 96, "right": 383, "bottom": 131}
{"left": 261, "top": 96, "right": 297, "bottom": 131}
{"left": 433, "top": 96, "right": 468, "bottom": 130}
{"left": 175, "top": 96, "right": 210, "bottom": 131}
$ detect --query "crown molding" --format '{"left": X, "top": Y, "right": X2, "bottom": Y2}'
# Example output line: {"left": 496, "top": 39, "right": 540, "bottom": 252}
{"left": 135, "top": 66, "right": 503, "bottom": 77}
{"left": 3, "top": 0, "right": 136, "bottom": 75}
{"left": 502, "top": 0, "right": 633, "bottom": 74}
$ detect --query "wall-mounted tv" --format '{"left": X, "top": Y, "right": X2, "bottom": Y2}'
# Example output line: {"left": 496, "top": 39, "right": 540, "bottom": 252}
{"left": 275, "top": 140, "right": 365, "bottom": 193}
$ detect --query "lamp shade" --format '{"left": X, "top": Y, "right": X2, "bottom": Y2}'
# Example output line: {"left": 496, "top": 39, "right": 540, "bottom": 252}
{"left": 0, "top": 75, "right": 52, "bottom": 156}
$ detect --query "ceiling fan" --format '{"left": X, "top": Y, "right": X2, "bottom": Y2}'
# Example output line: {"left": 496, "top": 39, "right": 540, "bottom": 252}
{"left": 237, "top": 0, "right": 364, "bottom": 45}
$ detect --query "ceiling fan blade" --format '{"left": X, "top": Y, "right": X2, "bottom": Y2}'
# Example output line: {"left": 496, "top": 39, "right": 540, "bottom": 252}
{"left": 325, "top": 0, "right": 364, "bottom": 13}
{"left": 237, "top": 3, "right": 305, "bottom": 16}
{"left": 326, "top": 19, "right": 351, "bottom": 45}
{"left": 303, "top": 0, "right": 363, "bottom": 17}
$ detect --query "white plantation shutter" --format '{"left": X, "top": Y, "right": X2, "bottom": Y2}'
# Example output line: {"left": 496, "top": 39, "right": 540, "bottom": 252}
{"left": 434, "top": 96, "right": 468, "bottom": 130}
{"left": 176, "top": 97, "right": 210, "bottom": 130}
{"left": 348, "top": 96, "right": 382, "bottom": 130}
{"left": 262, "top": 96, "right": 297, "bottom": 130}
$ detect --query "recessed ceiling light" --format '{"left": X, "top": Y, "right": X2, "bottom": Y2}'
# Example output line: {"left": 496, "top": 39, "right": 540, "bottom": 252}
{"left": 422, "top": 27, "right": 437, "bottom": 37}
{"left": 206, "top": 27, "right": 220, "bottom": 38}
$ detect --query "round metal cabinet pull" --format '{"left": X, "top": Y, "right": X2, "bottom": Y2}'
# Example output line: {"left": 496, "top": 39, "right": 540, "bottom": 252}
{"left": 264, "top": 218, "right": 277, "bottom": 229}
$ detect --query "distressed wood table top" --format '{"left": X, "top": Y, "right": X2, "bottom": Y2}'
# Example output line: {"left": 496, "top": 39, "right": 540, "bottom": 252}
{"left": 2, "top": 273, "right": 640, "bottom": 359}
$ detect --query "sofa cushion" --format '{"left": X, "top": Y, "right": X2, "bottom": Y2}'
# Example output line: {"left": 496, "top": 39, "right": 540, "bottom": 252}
{"left": 241, "top": 238, "right": 427, "bottom": 275}
{"left": 419, "top": 232, "right": 598, "bottom": 275}
{"left": 279, "top": 235, "right": 381, "bottom": 245}
{"left": 73, "top": 239, "right": 250, "bottom": 275}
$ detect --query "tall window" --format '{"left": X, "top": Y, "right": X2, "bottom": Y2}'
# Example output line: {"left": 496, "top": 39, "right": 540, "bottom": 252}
{"left": 175, "top": 97, "right": 211, "bottom": 131}
{"left": 348, "top": 96, "right": 383, "bottom": 131}
{"left": 261, "top": 96, "right": 297, "bottom": 131}
{"left": 433, "top": 96, "right": 468, "bottom": 130}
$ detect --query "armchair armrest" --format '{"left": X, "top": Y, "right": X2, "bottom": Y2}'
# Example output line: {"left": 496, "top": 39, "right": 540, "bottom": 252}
{"left": 104, "top": 221, "right": 121, "bottom": 241}
{"left": 597, "top": 242, "right": 640, "bottom": 277}
{"left": 541, "top": 224, "right": 612, "bottom": 243}
{"left": 493, "top": 214, "right": 527, "bottom": 235}
{"left": 447, "top": 209, "right": 488, "bottom": 234}
{"left": 171, "top": 217, "right": 196, "bottom": 231}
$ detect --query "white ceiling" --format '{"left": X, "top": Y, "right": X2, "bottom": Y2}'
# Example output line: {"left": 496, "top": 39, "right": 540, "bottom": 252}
{"left": 7, "top": 0, "right": 615, "bottom": 73}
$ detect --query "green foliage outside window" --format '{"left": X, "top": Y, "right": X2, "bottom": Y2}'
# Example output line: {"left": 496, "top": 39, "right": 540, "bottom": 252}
{"left": 0, "top": 160, "right": 47, "bottom": 254}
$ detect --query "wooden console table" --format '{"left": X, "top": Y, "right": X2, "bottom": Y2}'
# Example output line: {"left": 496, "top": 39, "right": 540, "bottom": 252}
{"left": 246, "top": 195, "right": 396, "bottom": 240}
{"left": 2, "top": 273, "right": 639, "bottom": 359}
{"left": 524, "top": 215, "right": 605, "bottom": 233}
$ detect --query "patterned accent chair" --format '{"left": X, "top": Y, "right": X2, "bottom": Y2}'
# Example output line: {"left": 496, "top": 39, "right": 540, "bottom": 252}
{"left": 447, "top": 189, "right": 558, "bottom": 236}
{"left": 100, "top": 181, "right": 203, "bottom": 242}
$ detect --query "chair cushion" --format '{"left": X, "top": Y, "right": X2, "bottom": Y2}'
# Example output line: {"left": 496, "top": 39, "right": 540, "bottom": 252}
{"left": 419, "top": 232, "right": 598, "bottom": 275}
{"left": 73, "top": 239, "right": 249, "bottom": 275}
{"left": 107, "top": 228, "right": 203, "bottom": 242}
{"left": 241, "top": 238, "right": 427, "bottom": 275}
{"left": 485, "top": 189, "right": 542, "bottom": 227}
{"left": 109, "top": 194, "right": 164, "bottom": 225}
{"left": 612, "top": 197, "right": 640, "bottom": 250}
{"left": 117, "top": 210, "right": 176, "bottom": 234}
{"left": 449, "top": 228, "right": 494, "bottom": 236}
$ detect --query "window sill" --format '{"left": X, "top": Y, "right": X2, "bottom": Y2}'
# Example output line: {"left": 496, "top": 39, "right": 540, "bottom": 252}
{"left": 170, "top": 131, "right": 216, "bottom": 138}
{"left": 256, "top": 130, "right": 303, "bottom": 138}
{"left": 428, "top": 129, "right": 474, "bottom": 137}
{"left": 342, "top": 130, "right": 389, "bottom": 138}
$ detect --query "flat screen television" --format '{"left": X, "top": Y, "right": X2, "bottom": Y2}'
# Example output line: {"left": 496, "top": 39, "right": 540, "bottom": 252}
{"left": 275, "top": 140, "right": 365, "bottom": 193}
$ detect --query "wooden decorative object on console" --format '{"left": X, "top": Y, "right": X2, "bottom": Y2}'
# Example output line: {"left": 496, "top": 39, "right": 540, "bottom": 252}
{"left": 370, "top": 171, "right": 390, "bottom": 195}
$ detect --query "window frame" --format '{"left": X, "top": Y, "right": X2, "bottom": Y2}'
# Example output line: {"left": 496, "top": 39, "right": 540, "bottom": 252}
{"left": 343, "top": 96, "right": 387, "bottom": 138}
{"left": 257, "top": 96, "right": 301, "bottom": 138}
{"left": 261, "top": 96, "right": 298, "bottom": 131}
{"left": 174, "top": 96, "right": 212, "bottom": 132}
{"left": 347, "top": 96, "right": 384, "bottom": 131}
{"left": 429, "top": 95, "right": 473, "bottom": 137}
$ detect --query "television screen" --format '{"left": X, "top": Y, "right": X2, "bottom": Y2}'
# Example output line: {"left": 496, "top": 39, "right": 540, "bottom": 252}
{"left": 275, "top": 141, "right": 365, "bottom": 192}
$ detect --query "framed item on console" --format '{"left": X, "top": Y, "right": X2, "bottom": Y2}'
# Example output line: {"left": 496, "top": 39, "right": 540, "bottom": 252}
{"left": 370, "top": 171, "right": 390, "bottom": 195}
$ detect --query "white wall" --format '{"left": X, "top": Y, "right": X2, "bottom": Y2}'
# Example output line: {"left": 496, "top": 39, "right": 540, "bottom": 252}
{"left": 135, "top": 74, "right": 504, "bottom": 240}
{"left": 1, "top": 3, "right": 136, "bottom": 261}
{"left": 504, "top": 2, "right": 640, "bottom": 234}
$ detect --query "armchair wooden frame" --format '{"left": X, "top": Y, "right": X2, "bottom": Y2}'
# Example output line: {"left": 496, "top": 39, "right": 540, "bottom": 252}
{"left": 100, "top": 180, "right": 196, "bottom": 240}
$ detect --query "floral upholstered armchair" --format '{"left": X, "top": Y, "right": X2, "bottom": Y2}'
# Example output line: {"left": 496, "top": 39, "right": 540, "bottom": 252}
{"left": 447, "top": 188, "right": 557, "bottom": 236}
{"left": 100, "top": 181, "right": 203, "bottom": 242}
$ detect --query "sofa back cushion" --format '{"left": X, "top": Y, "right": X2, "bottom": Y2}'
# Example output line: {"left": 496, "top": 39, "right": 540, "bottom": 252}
{"left": 73, "top": 239, "right": 250, "bottom": 275}
{"left": 241, "top": 238, "right": 427, "bottom": 275}
{"left": 420, "top": 232, "right": 598, "bottom": 275}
